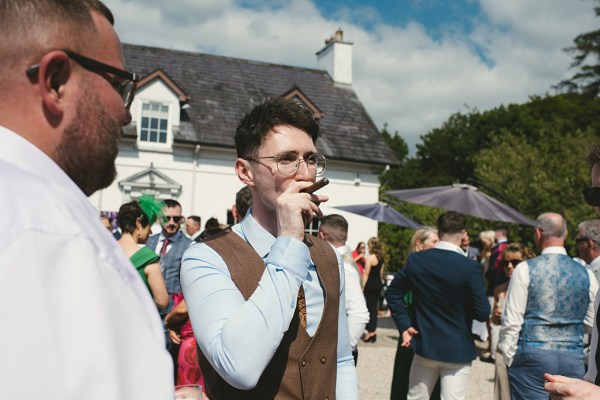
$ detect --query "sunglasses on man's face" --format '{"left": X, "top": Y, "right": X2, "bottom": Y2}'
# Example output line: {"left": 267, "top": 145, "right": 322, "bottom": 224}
{"left": 161, "top": 216, "right": 183, "bottom": 224}
{"left": 583, "top": 187, "right": 600, "bottom": 206}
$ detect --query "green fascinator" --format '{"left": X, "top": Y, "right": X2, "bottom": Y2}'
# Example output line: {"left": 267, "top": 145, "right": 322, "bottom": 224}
{"left": 138, "top": 195, "right": 165, "bottom": 225}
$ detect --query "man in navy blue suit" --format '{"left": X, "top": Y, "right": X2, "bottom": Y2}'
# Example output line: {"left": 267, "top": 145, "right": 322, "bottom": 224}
{"left": 386, "top": 211, "right": 490, "bottom": 400}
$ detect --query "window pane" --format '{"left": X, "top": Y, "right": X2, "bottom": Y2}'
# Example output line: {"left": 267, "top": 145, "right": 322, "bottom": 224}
{"left": 140, "top": 102, "right": 169, "bottom": 145}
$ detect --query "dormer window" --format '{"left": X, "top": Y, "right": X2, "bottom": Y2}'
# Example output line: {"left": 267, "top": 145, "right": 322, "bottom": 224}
{"left": 140, "top": 102, "right": 169, "bottom": 144}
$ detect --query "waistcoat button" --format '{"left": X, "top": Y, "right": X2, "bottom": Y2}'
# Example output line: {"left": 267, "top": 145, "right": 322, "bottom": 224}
{"left": 301, "top": 359, "right": 306, "bottom": 367}
{"left": 320, "top": 356, "right": 326, "bottom": 364}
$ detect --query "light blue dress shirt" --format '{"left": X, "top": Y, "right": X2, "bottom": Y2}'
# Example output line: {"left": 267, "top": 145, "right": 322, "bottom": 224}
{"left": 180, "top": 212, "right": 357, "bottom": 398}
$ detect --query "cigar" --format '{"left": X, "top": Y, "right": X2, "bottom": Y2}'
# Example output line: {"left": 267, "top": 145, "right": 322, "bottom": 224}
{"left": 300, "top": 178, "right": 329, "bottom": 194}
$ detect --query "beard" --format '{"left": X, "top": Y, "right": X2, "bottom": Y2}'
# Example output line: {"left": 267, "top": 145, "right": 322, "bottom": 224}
{"left": 54, "top": 84, "right": 122, "bottom": 196}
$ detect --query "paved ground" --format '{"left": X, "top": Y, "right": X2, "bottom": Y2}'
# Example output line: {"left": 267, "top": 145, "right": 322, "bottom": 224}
{"left": 356, "top": 316, "right": 495, "bottom": 399}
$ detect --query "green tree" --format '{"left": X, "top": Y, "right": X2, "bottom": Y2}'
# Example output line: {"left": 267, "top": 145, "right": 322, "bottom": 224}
{"left": 474, "top": 128, "right": 598, "bottom": 253}
{"left": 377, "top": 94, "right": 600, "bottom": 267}
{"left": 556, "top": 4, "right": 600, "bottom": 97}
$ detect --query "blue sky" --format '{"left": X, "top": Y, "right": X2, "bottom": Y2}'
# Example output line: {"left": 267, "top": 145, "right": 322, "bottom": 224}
{"left": 315, "top": 0, "right": 481, "bottom": 37}
{"left": 104, "top": 0, "right": 596, "bottom": 152}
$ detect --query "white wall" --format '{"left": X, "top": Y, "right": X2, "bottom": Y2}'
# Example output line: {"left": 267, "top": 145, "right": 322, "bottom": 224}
{"left": 90, "top": 146, "right": 380, "bottom": 248}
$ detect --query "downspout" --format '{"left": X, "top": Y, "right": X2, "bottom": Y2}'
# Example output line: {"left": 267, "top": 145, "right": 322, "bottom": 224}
{"left": 190, "top": 144, "right": 201, "bottom": 214}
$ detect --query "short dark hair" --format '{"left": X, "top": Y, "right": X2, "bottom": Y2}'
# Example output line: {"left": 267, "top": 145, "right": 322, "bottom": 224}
{"left": 588, "top": 145, "right": 600, "bottom": 167}
{"left": 187, "top": 215, "right": 201, "bottom": 225}
{"left": 437, "top": 211, "right": 467, "bottom": 235}
{"left": 320, "top": 214, "right": 348, "bottom": 242}
{"left": 235, "top": 97, "right": 319, "bottom": 159}
{"left": 197, "top": 227, "right": 224, "bottom": 242}
{"left": 163, "top": 199, "right": 181, "bottom": 209}
{"left": 0, "top": 0, "right": 114, "bottom": 72}
{"left": 235, "top": 186, "right": 253, "bottom": 220}
{"left": 117, "top": 201, "right": 149, "bottom": 234}
{"left": 205, "top": 217, "right": 220, "bottom": 230}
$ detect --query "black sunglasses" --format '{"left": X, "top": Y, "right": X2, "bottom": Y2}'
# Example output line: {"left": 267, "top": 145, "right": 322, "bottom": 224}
{"left": 26, "top": 50, "right": 140, "bottom": 109}
{"left": 161, "top": 216, "right": 184, "bottom": 224}
{"left": 583, "top": 187, "right": 600, "bottom": 206}
{"left": 499, "top": 259, "right": 523, "bottom": 268}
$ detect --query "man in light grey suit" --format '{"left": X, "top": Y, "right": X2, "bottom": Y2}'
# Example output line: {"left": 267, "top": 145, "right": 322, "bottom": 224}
{"left": 146, "top": 199, "right": 192, "bottom": 378}
{"left": 146, "top": 198, "right": 192, "bottom": 316}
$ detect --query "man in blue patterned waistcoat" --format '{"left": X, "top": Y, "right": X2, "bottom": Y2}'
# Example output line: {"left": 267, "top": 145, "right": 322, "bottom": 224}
{"left": 499, "top": 212, "right": 598, "bottom": 400}
{"left": 544, "top": 146, "right": 600, "bottom": 398}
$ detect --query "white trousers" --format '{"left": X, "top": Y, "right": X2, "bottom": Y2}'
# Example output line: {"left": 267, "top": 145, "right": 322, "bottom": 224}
{"left": 407, "top": 354, "right": 472, "bottom": 400}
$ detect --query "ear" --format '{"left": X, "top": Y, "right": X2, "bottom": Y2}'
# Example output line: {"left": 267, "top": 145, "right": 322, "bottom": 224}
{"left": 135, "top": 217, "right": 142, "bottom": 230}
{"left": 235, "top": 158, "right": 255, "bottom": 187}
{"left": 35, "top": 51, "right": 72, "bottom": 117}
{"left": 535, "top": 227, "right": 543, "bottom": 242}
{"left": 317, "top": 230, "right": 325, "bottom": 240}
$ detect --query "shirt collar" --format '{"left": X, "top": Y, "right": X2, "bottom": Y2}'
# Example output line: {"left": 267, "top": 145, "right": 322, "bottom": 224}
{"left": 336, "top": 245, "right": 351, "bottom": 256}
{"left": 0, "top": 125, "right": 99, "bottom": 222}
{"left": 0, "top": 125, "right": 85, "bottom": 197}
{"left": 435, "top": 240, "right": 466, "bottom": 255}
{"left": 159, "top": 230, "right": 182, "bottom": 243}
{"left": 589, "top": 255, "right": 600, "bottom": 268}
{"left": 239, "top": 211, "right": 275, "bottom": 258}
{"left": 541, "top": 246, "right": 567, "bottom": 255}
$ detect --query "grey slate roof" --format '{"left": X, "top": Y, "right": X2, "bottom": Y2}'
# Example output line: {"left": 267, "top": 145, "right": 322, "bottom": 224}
{"left": 123, "top": 44, "right": 398, "bottom": 166}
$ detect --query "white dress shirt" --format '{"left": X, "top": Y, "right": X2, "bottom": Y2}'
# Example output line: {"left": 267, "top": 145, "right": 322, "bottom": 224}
{"left": 498, "top": 246, "right": 598, "bottom": 367}
{"left": 589, "top": 255, "right": 600, "bottom": 286}
{"left": 0, "top": 126, "right": 173, "bottom": 399}
{"left": 181, "top": 213, "right": 358, "bottom": 398}
{"left": 337, "top": 245, "right": 370, "bottom": 350}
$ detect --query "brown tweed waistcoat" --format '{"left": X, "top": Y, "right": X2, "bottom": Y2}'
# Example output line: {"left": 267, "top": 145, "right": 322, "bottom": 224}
{"left": 197, "top": 229, "right": 340, "bottom": 400}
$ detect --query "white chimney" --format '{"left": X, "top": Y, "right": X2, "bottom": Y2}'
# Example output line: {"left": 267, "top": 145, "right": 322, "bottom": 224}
{"left": 316, "top": 28, "right": 353, "bottom": 85}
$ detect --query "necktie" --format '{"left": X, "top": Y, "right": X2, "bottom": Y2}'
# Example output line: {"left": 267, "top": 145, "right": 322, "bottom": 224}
{"left": 159, "top": 238, "right": 170, "bottom": 257}
{"left": 298, "top": 285, "right": 307, "bottom": 329}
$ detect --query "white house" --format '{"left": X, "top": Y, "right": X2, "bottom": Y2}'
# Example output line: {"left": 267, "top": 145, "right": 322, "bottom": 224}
{"left": 90, "top": 30, "right": 399, "bottom": 248}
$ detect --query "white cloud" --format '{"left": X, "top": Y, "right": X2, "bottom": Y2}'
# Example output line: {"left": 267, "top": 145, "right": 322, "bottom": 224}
{"left": 103, "top": 0, "right": 597, "bottom": 152}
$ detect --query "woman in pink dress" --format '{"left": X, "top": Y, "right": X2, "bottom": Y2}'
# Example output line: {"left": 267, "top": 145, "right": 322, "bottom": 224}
{"left": 164, "top": 295, "right": 204, "bottom": 388}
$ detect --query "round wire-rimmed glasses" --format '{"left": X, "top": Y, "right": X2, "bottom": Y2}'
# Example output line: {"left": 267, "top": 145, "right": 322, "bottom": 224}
{"left": 246, "top": 152, "right": 326, "bottom": 176}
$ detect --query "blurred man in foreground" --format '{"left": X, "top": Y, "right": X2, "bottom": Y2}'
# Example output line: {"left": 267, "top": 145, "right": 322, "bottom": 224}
{"left": 0, "top": 0, "right": 172, "bottom": 398}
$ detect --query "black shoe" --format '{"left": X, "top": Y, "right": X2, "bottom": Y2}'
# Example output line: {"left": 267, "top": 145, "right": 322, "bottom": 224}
{"left": 363, "top": 333, "right": 377, "bottom": 343}
{"left": 479, "top": 354, "right": 494, "bottom": 363}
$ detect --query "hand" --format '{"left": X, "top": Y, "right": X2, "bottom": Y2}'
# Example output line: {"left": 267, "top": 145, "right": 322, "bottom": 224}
{"left": 168, "top": 328, "right": 182, "bottom": 345}
{"left": 493, "top": 309, "right": 502, "bottom": 318}
{"left": 276, "top": 182, "right": 328, "bottom": 241}
{"left": 544, "top": 374, "right": 600, "bottom": 399}
{"left": 401, "top": 327, "right": 419, "bottom": 348}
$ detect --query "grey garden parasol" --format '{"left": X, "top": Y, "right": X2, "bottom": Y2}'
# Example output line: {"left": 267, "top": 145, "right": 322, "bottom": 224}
{"left": 331, "top": 202, "right": 421, "bottom": 228}
{"left": 387, "top": 183, "right": 535, "bottom": 226}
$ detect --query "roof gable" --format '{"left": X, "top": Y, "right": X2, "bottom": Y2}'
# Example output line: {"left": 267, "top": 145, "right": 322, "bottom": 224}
{"left": 119, "top": 163, "right": 182, "bottom": 197}
{"left": 136, "top": 69, "right": 189, "bottom": 103}
{"left": 123, "top": 44, "right": 398, "bottom": 166}
{"left": 281, "top": 85, "right": 323, "bottom": 120}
